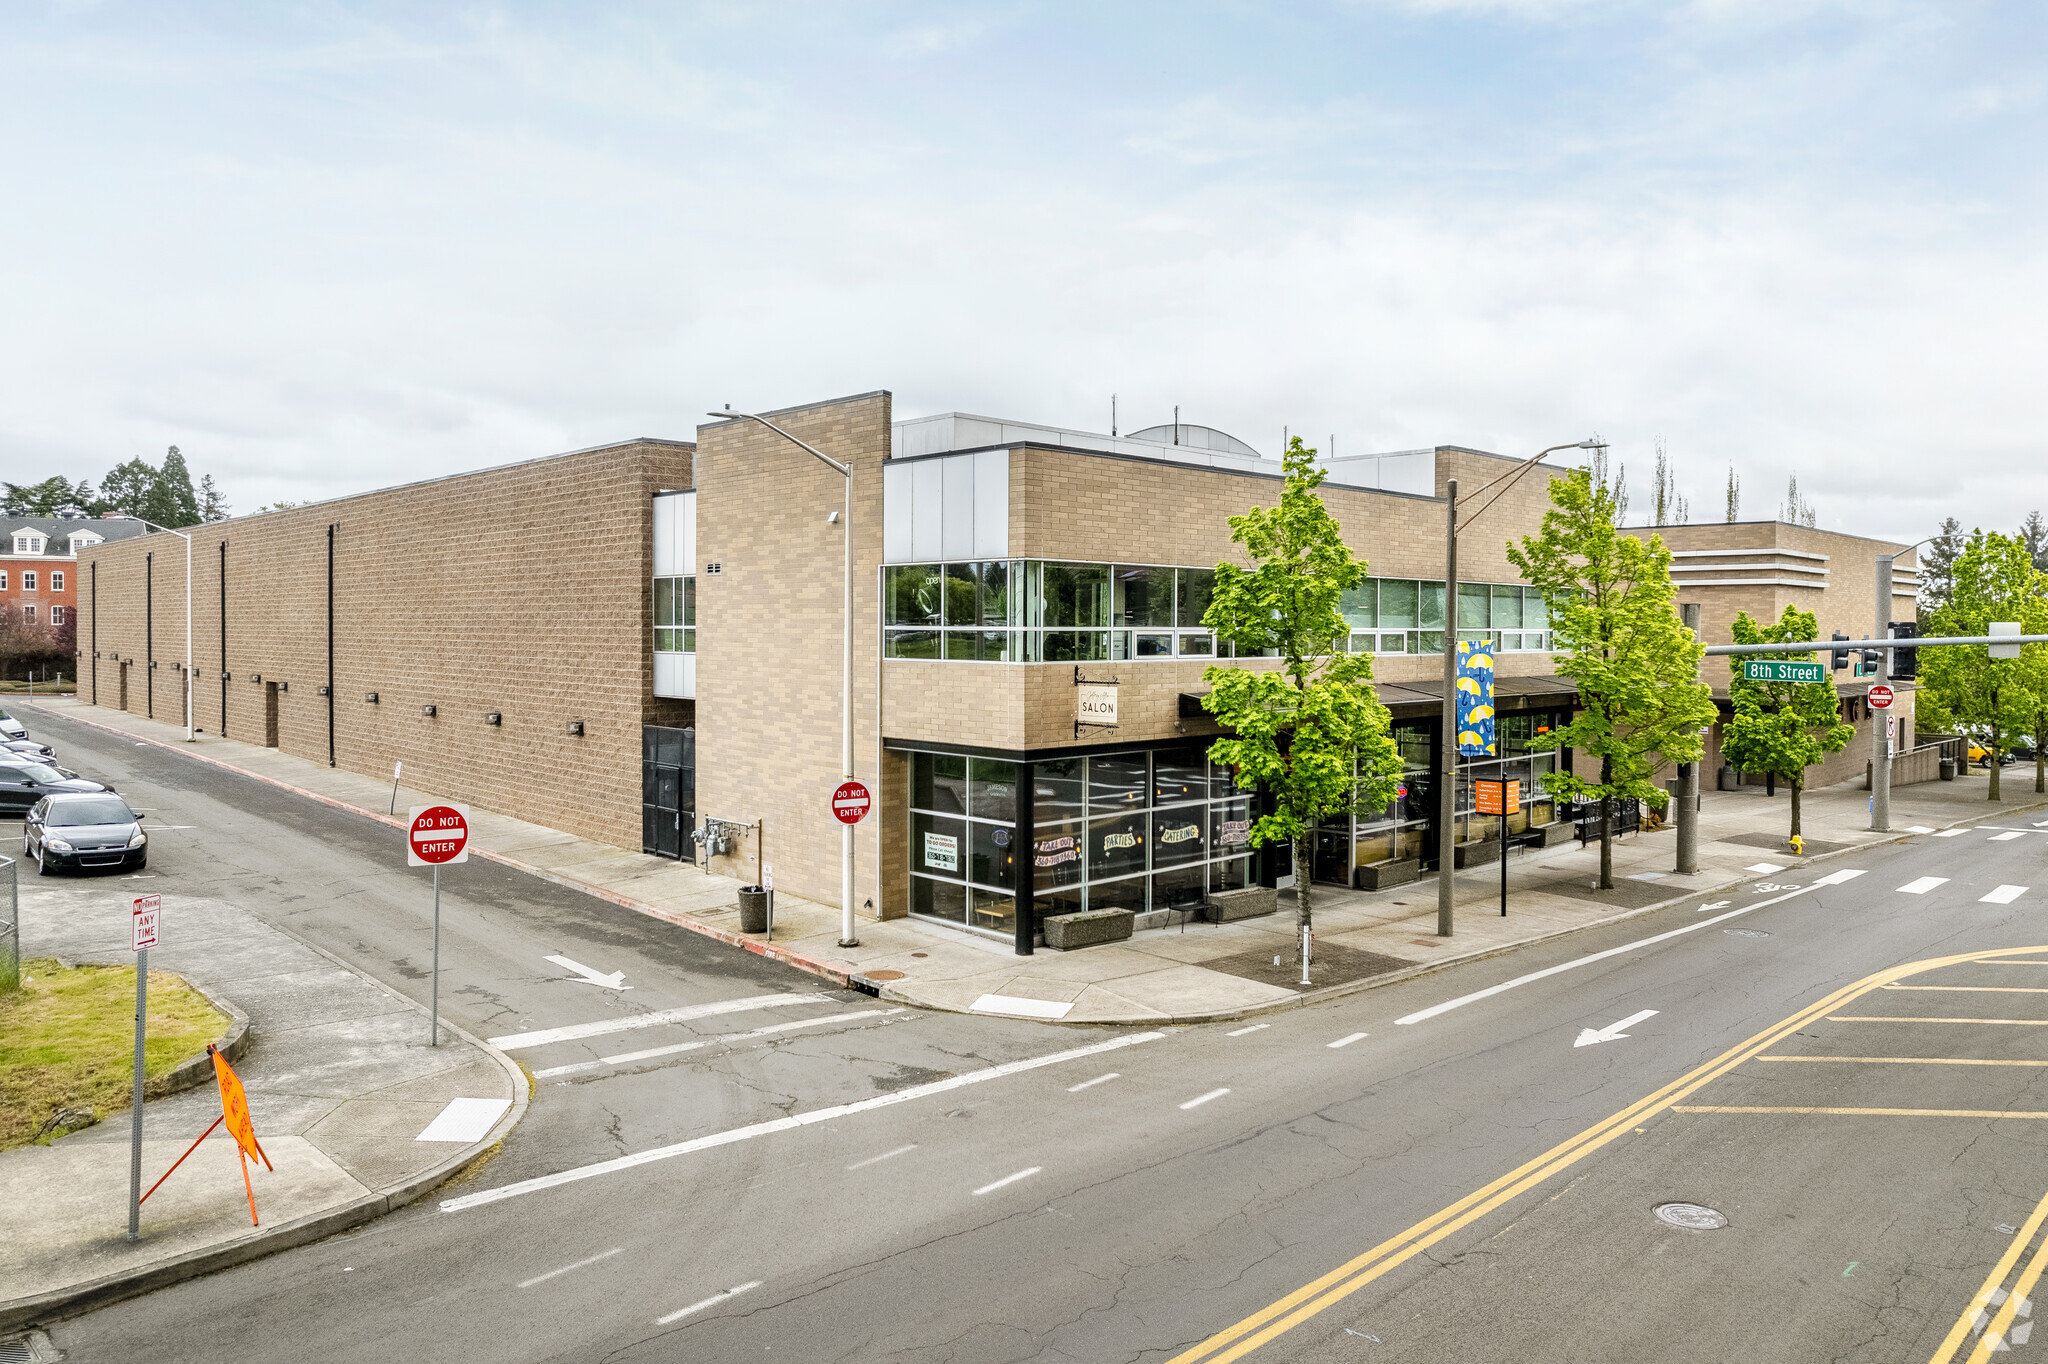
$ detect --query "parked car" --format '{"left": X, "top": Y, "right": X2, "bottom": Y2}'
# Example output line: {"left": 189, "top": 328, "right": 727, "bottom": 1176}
{"left": 0, "top": 738, "right": 55, "bottom": 762}
{"left": 24, "top": 793, "right": 146, "bottom": 874}
{"left": 0, "top": 707, "right": 24, "bottom": 740}
{"left": 0, "top": 759, "right": 112, "bottom": 815}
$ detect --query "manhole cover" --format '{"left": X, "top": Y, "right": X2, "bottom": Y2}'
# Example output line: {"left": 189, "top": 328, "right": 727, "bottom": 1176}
{"left": 1724, "top": 929, "right": 1770, "bottom": 940}
{"left": 1655, "top": 1202, "right": 1728, "bottom": 1230}
{"left": 864, "top": 970, "right": 906, "bottom": 981}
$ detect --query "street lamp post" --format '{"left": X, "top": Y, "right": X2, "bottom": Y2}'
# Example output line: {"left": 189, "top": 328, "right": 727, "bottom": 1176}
{"left": 119, "top": 515, "right": 193, "bottom": 743}
{"left": 1436, "top": 439, "right": 1605, "bottom": 939}
{"left": 709, "top": 410, "right": 859, "bottom": 949}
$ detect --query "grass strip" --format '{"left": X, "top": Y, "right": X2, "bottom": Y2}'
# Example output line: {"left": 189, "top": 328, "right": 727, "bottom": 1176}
{"left": 0, "top": 957, "right": 230, "bottom": 1149}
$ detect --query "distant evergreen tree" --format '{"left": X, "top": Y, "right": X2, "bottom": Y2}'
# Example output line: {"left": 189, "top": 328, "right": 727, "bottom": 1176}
{"left": 199, "top": 474, "right": 230, "bottom": 523}
{"left": 1724, "top": 466, "right": 1740, "bottom": 522}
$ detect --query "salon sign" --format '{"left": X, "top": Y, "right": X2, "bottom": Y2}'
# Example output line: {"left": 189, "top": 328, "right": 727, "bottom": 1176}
{"left": 1077, "top": 683, "right": 1119, "bottom": 728}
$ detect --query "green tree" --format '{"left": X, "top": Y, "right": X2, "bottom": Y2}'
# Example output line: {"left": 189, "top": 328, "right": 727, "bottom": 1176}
{"left": 150, "top": 446, "right": 202, "bottom": 527}
{"left": 1919, "top": 516, "right": 1966, "bottom": 624}
{"left": 2016, "top": 642, "right": 2048, "bottom": 795}
{"left": 2, "top": 476, "right": 90, "bottom": 517}
{"left": 1508, "top": 470, "right": 1718, "bottom": 888}
{"left": 96, "top": 458, "right": 158, "bottom": 519}
{"left": 1918, "top": 530, "right": 2047, "bottom": 801}
{"left": 1719, "top": 605, "right": 1855, "bottom": 840}
{"left": 199, "top": 474, "right": 230, "bottom": 523}
{"left": 1201, "top": 437, "right": 1403, "bottom": 948}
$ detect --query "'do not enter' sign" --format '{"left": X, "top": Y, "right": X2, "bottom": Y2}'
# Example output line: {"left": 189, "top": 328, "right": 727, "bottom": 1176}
{"left": 408, "top": 804, "right": 471, "bottom": 866}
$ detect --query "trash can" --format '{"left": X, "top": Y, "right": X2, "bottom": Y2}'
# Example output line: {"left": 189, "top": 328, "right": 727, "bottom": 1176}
{"left": 1718, "top": 765, "right": 1740, "bottom": 792}
{"left": 1939, "top": 758, "right": 1957, "bottom": 782}
{"left": 738, "top": 885, "right": 770, "bottom": 933}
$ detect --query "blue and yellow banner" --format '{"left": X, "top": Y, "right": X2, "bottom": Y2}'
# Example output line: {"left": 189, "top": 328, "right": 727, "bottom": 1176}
{"left": 1456, "top": 638, "right": 1496, "bottom": 757}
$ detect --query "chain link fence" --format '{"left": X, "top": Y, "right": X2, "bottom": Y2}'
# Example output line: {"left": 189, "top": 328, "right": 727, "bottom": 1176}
{"left": 0, "top": 853, "right": 17, "bottom": 992}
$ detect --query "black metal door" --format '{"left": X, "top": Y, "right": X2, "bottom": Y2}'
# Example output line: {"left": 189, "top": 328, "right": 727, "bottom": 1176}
{"left": 641, "top": 725, "right": 694, "bottom": 860}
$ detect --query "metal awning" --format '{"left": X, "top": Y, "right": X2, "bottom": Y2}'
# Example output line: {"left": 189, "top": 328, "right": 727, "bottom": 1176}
{"left": 1179, "top": 674, "right": 1579, "bottom": 723}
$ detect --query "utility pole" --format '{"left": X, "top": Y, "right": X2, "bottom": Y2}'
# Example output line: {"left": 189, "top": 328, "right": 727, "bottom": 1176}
{"left": 1872, "top": 553, "right": 1895, "bottom": 832}
{"left": 1676, "top": 603, "right": 1701, "bottom": 873}
{"left": 1437, "top": 479, "right": 1458, "bottom": 938}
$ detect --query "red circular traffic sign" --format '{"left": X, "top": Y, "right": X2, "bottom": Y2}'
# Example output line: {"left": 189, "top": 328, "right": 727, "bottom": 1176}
{"left": 1868, "top": 684, "right": 1895, "bottom": 710}
{"left": 410, "top": 805, "right": 470, "bottom": 864}
{"left": 831, "top": 780, "right": 872, "bottom": 825}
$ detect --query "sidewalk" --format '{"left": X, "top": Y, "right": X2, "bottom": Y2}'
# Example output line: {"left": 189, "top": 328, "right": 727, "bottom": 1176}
{"left": 22, "top": 695, "right": 2048, "bottom": 1031}
{"left": 0, "top": 875, "right": 526, "bottom": 1331}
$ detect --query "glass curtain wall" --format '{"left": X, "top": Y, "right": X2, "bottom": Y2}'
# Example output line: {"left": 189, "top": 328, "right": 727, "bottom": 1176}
{"left": 885, "top": 561, "right": 1223, "bottom": 662}
{"left": 908, "top": 746, "right": 1254, "bottom": 938}
{"left": 1337, "top": 578, "right": 1550, "bottom": 655}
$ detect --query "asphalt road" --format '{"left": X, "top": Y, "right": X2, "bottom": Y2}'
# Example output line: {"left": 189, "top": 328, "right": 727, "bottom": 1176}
{"left": 23, "top": 706, "right": 2048, "bottom": 1363}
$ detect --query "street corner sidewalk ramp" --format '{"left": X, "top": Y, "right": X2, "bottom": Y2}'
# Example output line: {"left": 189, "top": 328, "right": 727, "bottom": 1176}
{"left": 0, "top": 890, "right": 528, "bottom": 1333}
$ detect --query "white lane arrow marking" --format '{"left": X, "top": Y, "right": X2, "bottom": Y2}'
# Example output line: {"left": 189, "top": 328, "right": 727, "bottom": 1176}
{"left": 545, "top": 954, "right": 631, "bottom": 990}
{"left": 1574, "top": 1008, "right": 1659, "bottom": 1048}
{"left": 1699, "top": 900, "right": 1733, "bottom": 913}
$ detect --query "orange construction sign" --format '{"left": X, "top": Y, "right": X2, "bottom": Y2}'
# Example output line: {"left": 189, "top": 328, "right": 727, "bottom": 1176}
{"left": 211, "top": 1045, "right": 270, "bottom": 1170}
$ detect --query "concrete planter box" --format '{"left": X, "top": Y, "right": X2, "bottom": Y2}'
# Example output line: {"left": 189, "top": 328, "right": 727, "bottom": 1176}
{"left": 1532, "top": 820, "right": 1577, "bottom": 848}
{"left": 1044, "top": 907, "right": 1135, "bottom": 950}
{"left": 1454, "top": 839, "right": 1499, "bottom": 869}
{"left": 1203, "top": 887, "right": 1279, "bottom": 923}
{"left": 1356, "top": 857, "right": 1421, "bottom": 891}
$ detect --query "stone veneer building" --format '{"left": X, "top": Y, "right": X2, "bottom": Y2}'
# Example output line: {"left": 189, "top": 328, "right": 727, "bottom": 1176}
{"left": 73, "top": 390, "right": 1917, "bottom": 951}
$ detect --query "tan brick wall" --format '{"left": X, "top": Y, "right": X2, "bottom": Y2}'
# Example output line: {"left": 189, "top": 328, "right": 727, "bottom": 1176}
{"left": 77, "top": 439, "right": 692, "bottom": 850}
{"left": 693, "top": 394, "right": 897, "bottom": 919}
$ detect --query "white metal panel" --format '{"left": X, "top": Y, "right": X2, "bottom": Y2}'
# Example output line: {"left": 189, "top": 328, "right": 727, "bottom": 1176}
{"left": 883, "top": 462, "right": 914, "bottom": 562}
{"left": 652, "top": 493, "right": 678, "bottom": 577}
{"left": 680, "top": 652, "right": 696, "bottom": 698}
{"left": 653, "top": 652, "right": 682, "bottom": 699}
{"left": 973, "top": 448, "right": 1008, "bottom": 558}
{"left": 1378, "top": 452, "right": 1435, "bottom": 496}
{"left": 680, "top": 491, "right": 697, "bottom": 574}
{"left": 912, "top": 459, "right": 944, "bottom": 561}
{"left": 942, "top": 454, "right": 975, "bottom": 559}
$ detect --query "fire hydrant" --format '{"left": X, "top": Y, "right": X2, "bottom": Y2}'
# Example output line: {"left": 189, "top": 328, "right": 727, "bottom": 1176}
{"left": 1789, "top": 834, "right": 1805, "bottom": 857}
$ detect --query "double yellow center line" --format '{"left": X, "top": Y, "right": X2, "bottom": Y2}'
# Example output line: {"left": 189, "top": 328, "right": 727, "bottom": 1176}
{"left": 1167, "top": 945, "right": 2048, "bottom": 1364}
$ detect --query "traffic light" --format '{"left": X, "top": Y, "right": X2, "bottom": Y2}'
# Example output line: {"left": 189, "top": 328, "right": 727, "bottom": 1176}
{"left": 1831, "top": 630, "right": 1850, "bottom": 672}
{"left": 1861, "top": 646, "right": 1884, "bottom": 674}
{"left": 1890, "top": 621, "right": 1919, "bottom": 681}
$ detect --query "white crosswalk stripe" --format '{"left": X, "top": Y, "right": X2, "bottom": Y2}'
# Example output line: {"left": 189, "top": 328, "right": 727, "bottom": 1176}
{"left": 1990, "top": 831, "right": 2027, "bottom": 842}
{"left": 1934, "top": 829, "right": 1971, "bottom": 838}
{"left": 1898, "top": 876, "right": 1950, "bottom": 895}
{"left": 1813, "top": 869, "right": 1867, "bottom": 886}
{"left": 1982, "top": 885, "right": 2030, "bottom": 905}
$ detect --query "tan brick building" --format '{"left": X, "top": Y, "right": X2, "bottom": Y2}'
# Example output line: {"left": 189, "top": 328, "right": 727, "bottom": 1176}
{"left": 71, "top": 390, "right": 1918, "bottom": 956}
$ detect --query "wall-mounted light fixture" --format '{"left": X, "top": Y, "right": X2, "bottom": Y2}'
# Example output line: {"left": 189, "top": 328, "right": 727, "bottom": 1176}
{"left": 484, "top": 711, "right": 502, "bottom": 726}
{"left": 250, "top": 673, "right": 262, "bottom": 683}
{"left": 109, "top": 652, "right": 119, "bottom": 661}
{"left": 317, "top": 685, "right": 331, "bottom": 696}
{"left": 422, "top": 704, "right": 437, "bottom": 717}
{"left": 365, "top": 691, "right": 379, "bottom": 703}
{"left": 221, "top": 671, "right": 232, "bottom": 681}
{"left": 565, "top": 719, "right": 585, "bottom": 736}
{"left": 278, "top": 681, "right": 288, "bottom": 693}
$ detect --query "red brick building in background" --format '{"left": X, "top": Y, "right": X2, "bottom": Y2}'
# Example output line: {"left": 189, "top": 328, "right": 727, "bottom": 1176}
{"left": 0, "top": 515, "right": 149, "bottom": 630}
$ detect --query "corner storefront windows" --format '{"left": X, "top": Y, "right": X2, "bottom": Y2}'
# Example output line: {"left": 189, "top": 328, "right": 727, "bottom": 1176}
{"left": 907, "top": 746, "right": 1255, "bottom": 939}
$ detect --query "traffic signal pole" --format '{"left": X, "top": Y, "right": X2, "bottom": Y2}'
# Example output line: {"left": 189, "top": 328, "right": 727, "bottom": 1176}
{"left": 1873, "top": 554, "right": 1896, "bottom": 833}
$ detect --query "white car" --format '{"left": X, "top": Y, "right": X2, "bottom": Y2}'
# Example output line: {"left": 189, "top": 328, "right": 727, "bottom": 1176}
{"left": 0, "top": 708, "right": 24, "bottom": 740}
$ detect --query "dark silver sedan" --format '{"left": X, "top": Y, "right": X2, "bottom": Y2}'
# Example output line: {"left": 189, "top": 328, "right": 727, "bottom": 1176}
{"left": 24, "top": 793, "right": 147, "bottom": 875}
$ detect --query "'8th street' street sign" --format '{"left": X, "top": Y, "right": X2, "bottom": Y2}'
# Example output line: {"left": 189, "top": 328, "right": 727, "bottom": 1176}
{"left": 1742, "top": 659, "right": 1827, "bottom": 684}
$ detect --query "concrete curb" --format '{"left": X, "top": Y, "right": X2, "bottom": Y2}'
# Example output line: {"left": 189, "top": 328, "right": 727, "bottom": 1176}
{"left": 154, "top": 978, "right": 252, "bottom": 1098}
{"left": 866, "top": 799, "right": 2048, "bottom": 1027}
{"left": 0, "top": 902, "right": 530, "bottom": 1334}
{"left": 24, "top": 699, "right": 2048, "bottom": 1032}
{"left": 21, "top": 701, "right": 858, "bottom": 992}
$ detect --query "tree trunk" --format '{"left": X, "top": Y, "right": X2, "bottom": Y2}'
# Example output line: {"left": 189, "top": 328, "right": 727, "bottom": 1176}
{"left": 1598, "top": 756, "right": 1614, "bottom": 889}
{"left": 1991, "top": 688, "right": 2003, "bottom": 802}
{"left": 2036, "top": 746, "right": 2043, "bottom": 795}
{"left": 1790, "top": 780, "right": 1802, "bottom": 839}
{"left": 1295, "top": 833, "right": 1312, "bottom": 952}
{"left": 1991, "top": 745, "right": 2003, "bottom": 801}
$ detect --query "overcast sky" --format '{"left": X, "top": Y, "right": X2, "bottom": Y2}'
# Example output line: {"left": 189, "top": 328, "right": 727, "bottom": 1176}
{"left": 4, "top": 1, "right": 2043, "bottom": 540}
